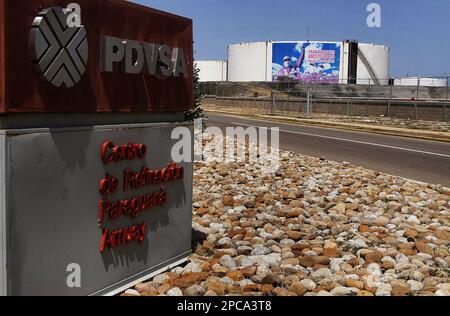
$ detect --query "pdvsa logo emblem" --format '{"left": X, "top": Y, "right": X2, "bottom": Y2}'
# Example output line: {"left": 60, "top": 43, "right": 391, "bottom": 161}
{"left": 30, "top": 6, "right": 88, "bottom": 88}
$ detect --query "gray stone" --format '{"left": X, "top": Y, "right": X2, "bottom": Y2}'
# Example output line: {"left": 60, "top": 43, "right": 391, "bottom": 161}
{"left": 167, "top": 287, "right": 183, "bottom": 296}
{"left": 220, "top": 255, "right": 237, "bottom": 269}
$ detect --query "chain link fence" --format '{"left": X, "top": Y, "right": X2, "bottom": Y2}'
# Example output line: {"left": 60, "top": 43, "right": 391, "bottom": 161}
{"left": 199, "top": 79, "right": 450, "bottom": 122}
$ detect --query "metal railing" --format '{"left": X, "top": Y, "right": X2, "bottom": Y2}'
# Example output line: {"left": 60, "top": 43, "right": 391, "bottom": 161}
{"left": 198, "top": 76, "right": 450, "bottom": 99}
{"left": 199, "top": 79, "right": 450, "bottom": 122}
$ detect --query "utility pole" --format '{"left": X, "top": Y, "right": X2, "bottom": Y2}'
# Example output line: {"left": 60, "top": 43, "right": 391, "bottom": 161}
{"left": 444, "top": 76, "right": 448, "bottom": 121}
{"left": 415, "top": 77, "right": 420, "bottom": 120}
{"left": 387, "top": 84, "right": 393, "bottom": 118}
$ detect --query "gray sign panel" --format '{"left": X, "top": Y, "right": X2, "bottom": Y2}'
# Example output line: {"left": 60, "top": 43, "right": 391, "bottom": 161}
{"left": 2, "top": 122, "right": 193, "bottom": 296}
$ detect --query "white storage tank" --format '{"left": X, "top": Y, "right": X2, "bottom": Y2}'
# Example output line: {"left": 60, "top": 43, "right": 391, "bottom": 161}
{"left": 195, "top": 60, "right": 227, "bottom": 82}
{"left": 355, "top": 43, "right": 390, "bottom": 85}
{"left": 227, "top": 40, "right": 390, "bottom": 85}
{"left": 394, "top": 77, "right": 448, "bottom": 87}
{"left": 227, "top": 42, "right": 271, "bottom": 82}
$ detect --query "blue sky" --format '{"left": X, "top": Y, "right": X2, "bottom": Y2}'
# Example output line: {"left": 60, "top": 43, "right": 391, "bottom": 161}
{"left": 132, "top": 0, "right": 450, "bottom": 77}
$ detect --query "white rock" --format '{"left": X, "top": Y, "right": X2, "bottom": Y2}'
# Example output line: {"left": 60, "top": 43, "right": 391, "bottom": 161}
{"left": 435, "top": 289, "right": 450, "bottom": 296}
{"left": 364, "top": 274, "right": 382, "bottom": 290}
{"left": 311, "top": 268, "right": 332, "bottom": 281}
{"left": 316, "top": 290, "right": 332, "bottom": 296}
{"left": 220, "top": 255, "right": 236, "bottom": 269}
{"left": 234, "top": 206, "right": 247, "bottom": 212}
{"left": 414, "top": 253, "right": 433, "bottom": 263}
{"left": 437, "top": 283, "right": 450, "bottom": 291}
{"left": 410, "top": 270, "right": 424, "bottom": 282}
{"left": 330, "top": 287, "right": 353, "bottom": 296}
{"left": 280, "top": 239, "right": 295, "bottom": 245}
{"left": 259, "top": 232, "right": 274, "bottom": 239}
{"left": 281, "top": 264, "right": 298, "bottom": 275}
{"left": 210, "top": 223, "right": 224, "bottom": 230}
{"left": 349, "top": 238, "right": 368, "bottom": 249}
{"left": 251, "top": 247, "right": 271, "bottom": 256}
{"left": 256, "top": 264, "right": 271, "bottom": 276}
{"left": 184, "top": 285, "right": 206, "bottom": 297}
{"left": 167, "top": 287, "right": 183, "bottom": 296}
{"left": 367, "top": 263, "right": 382, "bottom": 277}
{"left": 407, "top": 280, "right": 423, "bottom": 292}
{"left": 220, "top": 277, "right": 234, "bottom": 284}
{"left": 270, "top": 245, "right": 282, "bottom": 253}
{"left": 376, "top": 283, "right": 392, "bottom": 296}
{"left": 260, "top": 254, "right": 282, "bottom": 267}
{"left": 183, "top": 261, "right": 202, "bottom": 273}
{"left": 344, "top": 274, "right": 360, "bottom": 280}
{"left": 153, "top": 274, "right": 169, "bottom": 285}
{"left": 217, "top": 237, "right": 231, "bottom": 246}
{"left": 239, "top": 279, "right": 254, "bottom": 287}
{"left": 238, "top": 253, "right": 282, "bottom": 268}
{"left": 125, "top": 289, "right": 140, "bottom": 296}
{"left": 395, "top": 253, "right": 410, "bottom": 265}
{"left": 299, "top": 279, "right": 316, "bottom": 291}
{"left": 330, "top": 258, "right": 344, "bottom": 273}
{"left": 171, "top": 267, "right": 185, "bottom": 275}
{"left": 407, "top": 215, "right": 421, "bottom": 225}
{"left": 381, "top": 256, "right": 397, "bottom": 266}
{"left": 435, "top": 258, "right": 448, "bottom": 269}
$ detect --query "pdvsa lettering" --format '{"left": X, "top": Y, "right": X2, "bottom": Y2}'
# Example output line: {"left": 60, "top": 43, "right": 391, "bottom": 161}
{"left": 100, "top": 36, "right": 188, "bottom": 78}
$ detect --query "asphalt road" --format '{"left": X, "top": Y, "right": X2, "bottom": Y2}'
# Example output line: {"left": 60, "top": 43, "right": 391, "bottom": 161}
{"left": 206, "top": 114, "right": 450, "bottom": 187}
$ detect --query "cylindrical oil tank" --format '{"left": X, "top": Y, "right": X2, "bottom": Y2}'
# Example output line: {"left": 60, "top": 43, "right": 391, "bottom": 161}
{"left": 394, "top": 77, "right": 448, "bottom": 87}
{"left": 356, "top": 43, "right": 390, "bottom": 85}
{"left": 194, "top": 60, "right": 228, "bottom": 82}
{"left": 227, "top": 41, "right": 390, "bottom": 85}
{"left": 227, "top": 42, "right": 270, "bottom": 82}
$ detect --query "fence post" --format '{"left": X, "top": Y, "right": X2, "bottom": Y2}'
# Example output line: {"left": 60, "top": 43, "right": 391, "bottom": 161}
{"left": 287, "top": 90, "right": 290, "bottom": 114}
{"left": 415, "top": 78, "right": 420, "bottom": 120}
{"left": 306, "top": 86, "right": 311, "bottom": 119}
{"left": 350, "top": 90, "right": 354, "bottom": 116}
{"left": 445, "top": 77, "right": 449, "bottom": 122}
{"left": 446, "top": 76, "right": 449, "bottom": 101}
{"left": 366, "top": 88, "right": 369, "bottom": 117}
{"left": 271, "top": 91, "right": 275, "bottom": 115}
{"left": 299, "top": 94, "right": 303, "bottom": 115}
{"left": 443, "top": 103, "right": 447, "bottom": 122}
{"left": 387, "top": 85, "right": 393, "bottom": 118}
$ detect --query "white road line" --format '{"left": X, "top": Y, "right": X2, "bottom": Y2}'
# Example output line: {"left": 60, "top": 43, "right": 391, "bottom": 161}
{"left": 230, "top": 122, "right": 450, "bottom": 159}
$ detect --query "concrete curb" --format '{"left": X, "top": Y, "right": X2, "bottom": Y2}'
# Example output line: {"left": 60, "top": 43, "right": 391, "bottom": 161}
{"left": 205, "top": 109, "right": 450, "bottom": 143}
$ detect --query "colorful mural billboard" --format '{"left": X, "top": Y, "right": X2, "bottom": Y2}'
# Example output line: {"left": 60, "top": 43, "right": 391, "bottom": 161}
{"left": 272, "top": 42, "right": 341, "bottom": 83}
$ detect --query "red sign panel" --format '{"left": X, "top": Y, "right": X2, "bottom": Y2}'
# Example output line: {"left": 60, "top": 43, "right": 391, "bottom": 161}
{"left": 0, "top": 0, "right": 193, "bottom": 113}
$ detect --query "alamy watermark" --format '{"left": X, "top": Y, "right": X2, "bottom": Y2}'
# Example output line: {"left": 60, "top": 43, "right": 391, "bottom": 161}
{"left": 367, "top": 3, "right": 382, "bottom": 28}
{"left": 65, "top": 3, "right": 82, "bottom": 28}
{"left": 171, "top": 119, "right": 280, "bottom": 175}
{"left": 66, "top": 263, "right": 81, "bottom": 288}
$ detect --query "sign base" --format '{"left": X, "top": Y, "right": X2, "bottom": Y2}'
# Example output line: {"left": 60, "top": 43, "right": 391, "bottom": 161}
{"left": 0, "top": 114, "right": 193, "bottom": 296}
